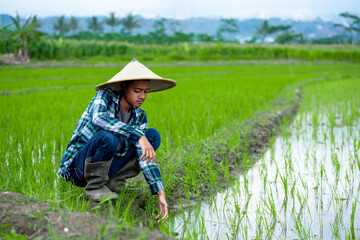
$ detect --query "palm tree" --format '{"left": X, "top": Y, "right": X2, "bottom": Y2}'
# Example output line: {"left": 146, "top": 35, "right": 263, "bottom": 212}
{"left": 255, "top": 20, "right": 291, "bottom": 43}
{"left": 87, "top": 16, "right": 103, "bottom": 34}
{"left": 9, "top": 14, "right": 41, "bottom": 61}
{"left": 168, "top": 19, "right": 181, "bottom": 35}
{"left": 69, "top": 16, "right": 79, "bottom": 34}
{"left": 104, "top": 12, "right": 120, "bottom": 33}
{"left": 53, "top": 15, "right": 70, "bottom": 36}
{"left": 334, "top": 12, "right": 360, "bottom": 44}
{"left": 216, "top": 18, "right": 239, "bottom": 41}
{"left": 255, "top": 20, "right": 271, "bottom": 42}
{"left": 120, "top": 13, "right": 140, "bottom": 36}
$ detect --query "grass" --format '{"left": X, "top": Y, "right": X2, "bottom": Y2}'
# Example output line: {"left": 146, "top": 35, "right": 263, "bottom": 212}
{"left": 1, "top": 59, "right": 360, "bottom": 238}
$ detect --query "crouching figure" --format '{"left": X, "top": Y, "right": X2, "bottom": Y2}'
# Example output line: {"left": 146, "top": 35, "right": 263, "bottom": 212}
{"left": 58, "top": 59, "right": 176, "bottom": 221}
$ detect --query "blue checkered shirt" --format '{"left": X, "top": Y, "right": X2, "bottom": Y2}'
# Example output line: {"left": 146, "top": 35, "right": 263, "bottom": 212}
{"left": 58, "top": 89, "right": 164, "bottom": 194}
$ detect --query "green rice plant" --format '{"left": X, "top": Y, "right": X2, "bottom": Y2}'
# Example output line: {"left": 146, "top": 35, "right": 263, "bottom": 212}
{"left": 255, "top": 203, "right": 264, "bottom": 240}
{"left": 349, "top": 200, "right": 357, "bottom": 240}
{"left": 262, "top": 188, "right": 278, "bottom": 221}
{"left": 279, "top": 172, "right": 289, "bottom": 204}
{"left": 331, "top": 152, "right": 341, "bottom": 179}
{"left": 290, "top": 210, "right": 311, "bottom": 239}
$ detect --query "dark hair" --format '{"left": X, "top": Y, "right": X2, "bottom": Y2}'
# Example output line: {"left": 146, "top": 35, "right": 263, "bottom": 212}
{"left": 118, "top": 80, "right": 133, "bottom": 94}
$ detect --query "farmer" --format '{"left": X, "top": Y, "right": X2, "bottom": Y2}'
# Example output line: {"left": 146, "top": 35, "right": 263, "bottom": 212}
{"left": 58, "top": 58, "right": 176, "bottom": 220}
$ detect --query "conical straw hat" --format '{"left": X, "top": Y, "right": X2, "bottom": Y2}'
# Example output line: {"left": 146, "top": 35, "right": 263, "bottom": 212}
{"left": 95, "top": 58, "right": 177, "bottom": 92}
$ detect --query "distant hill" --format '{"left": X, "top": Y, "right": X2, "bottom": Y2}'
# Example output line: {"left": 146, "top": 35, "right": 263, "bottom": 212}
{"left": 0, "top": 13, "right": 345, "bottom": 42}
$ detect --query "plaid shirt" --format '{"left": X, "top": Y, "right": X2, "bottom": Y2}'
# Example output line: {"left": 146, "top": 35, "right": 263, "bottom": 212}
{"left": 58, "top": 89, "right": 164, "bottom": 194}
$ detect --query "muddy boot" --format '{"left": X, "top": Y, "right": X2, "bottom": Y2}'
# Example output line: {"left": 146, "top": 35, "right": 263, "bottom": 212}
{"left": 106, "top": 156, "right": 141, "bottom": 193}
{"left": 84, "top": 157, "right": 118, "bottom": 201}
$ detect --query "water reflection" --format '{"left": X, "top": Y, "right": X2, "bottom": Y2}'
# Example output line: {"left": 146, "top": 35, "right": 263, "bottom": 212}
{"left": 172, "top": 112, "right": 360, "bottom": 239}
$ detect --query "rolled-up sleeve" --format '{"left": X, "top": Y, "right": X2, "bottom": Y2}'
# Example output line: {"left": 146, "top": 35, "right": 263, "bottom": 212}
{"left": 139, "top": 159, "right": 164, "bottom": 195}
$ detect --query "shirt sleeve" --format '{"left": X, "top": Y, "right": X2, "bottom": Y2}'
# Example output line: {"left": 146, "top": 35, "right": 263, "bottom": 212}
{"left": 89, "top": 90, "right": 144, "bottom": 142}
{"left": 133, "top": 109, "right": 164, "bottom": 195}
{"left": 138, "top": 158, "right": 164, "bottom": 195}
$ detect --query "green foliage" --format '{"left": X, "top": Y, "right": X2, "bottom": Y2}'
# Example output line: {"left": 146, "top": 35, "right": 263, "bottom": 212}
{"left": 2, "top": 38, "right": 359, "bottom": 62}
{"left": 334, "top": 12, "right": 360, "bottom": 44}
{"left": 275, "top": 32, "right": 305, "bottom": 44}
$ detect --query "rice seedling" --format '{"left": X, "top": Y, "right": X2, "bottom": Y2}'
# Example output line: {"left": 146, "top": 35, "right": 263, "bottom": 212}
{"left": 1, "top": 60, "right": 360, "bottom": 238}
{"left": 167, "top": 76, "right": 360, "bottom": 239}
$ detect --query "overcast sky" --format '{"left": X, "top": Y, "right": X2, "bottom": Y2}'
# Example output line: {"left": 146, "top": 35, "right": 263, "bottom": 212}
{"left": 2, "top": 0, "right": 360, "bottom": 21}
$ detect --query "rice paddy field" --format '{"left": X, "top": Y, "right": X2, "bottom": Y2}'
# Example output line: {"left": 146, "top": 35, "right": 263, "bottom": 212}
{"left": 1, "top": 57, "right": 360, "bottom": 239}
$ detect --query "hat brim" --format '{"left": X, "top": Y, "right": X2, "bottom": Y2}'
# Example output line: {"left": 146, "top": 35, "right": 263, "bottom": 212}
{"left": 95, "top": 77, "right": 177, "bottom": 92}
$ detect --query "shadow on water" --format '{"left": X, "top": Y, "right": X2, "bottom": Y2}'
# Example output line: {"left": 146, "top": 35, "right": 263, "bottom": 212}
{"left": 171, "top": 112, "right": 360, "bottom": 239}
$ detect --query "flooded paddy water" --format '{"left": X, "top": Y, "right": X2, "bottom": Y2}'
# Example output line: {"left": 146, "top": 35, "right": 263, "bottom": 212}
{"left": 170, "top": 79, "right": 360, "bottom": 239}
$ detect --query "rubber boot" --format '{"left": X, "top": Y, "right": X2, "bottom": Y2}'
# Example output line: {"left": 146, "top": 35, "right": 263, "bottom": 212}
{"left": 105, "top": 156, "right": 141, "bottom": 193}
{"left": 84, "top": 157, "right": 118, "bottom": 201}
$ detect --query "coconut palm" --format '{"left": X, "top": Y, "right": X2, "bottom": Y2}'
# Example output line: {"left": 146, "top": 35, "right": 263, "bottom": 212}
{"left": 87, "top": 16, "right": 103, "bottom": 34}
{"left": 69, "top": 16, "right": 79, "bottom": 34}
{"left": 53, "top": 15, "right": 70, "bottom": 36}
{"left": 120, "top": 13, "right": 140, "bottom": 36}
{"left": 168, "top": 19, "right": 181, "bottom": 35}
{"left": 255, "top": 20, "right": 271, "bottom": 42}
{"left": 216, "top": 18, "right": 239, "bottom": 41}
{"left": 104, "top": 12, "right": 121, "bottom": 33}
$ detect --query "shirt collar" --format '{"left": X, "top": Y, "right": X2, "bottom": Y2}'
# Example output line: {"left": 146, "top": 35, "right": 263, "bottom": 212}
{"left": 109, "top": 89, "right": 139, "bottom": 113}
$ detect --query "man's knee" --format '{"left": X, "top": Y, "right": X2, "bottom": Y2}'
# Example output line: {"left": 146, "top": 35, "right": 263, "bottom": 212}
{"left": 97, "top": 130, "right": 120, "bottom": 152}
{"left": 146, "top": 128, "right": 161, "bottom": 151}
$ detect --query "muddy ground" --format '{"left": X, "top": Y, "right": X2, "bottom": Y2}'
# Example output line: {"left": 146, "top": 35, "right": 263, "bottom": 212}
{"left": 0, "top": 191, "right": 173, "bottom": 239}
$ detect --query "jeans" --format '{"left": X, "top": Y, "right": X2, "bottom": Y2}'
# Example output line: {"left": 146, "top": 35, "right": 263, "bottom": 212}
{"left": 68, "top": 128, "right": 161, "bottom": 187}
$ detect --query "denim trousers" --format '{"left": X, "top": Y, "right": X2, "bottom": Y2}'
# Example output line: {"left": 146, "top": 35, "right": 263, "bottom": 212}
{"left": 68, "top": 128, "right": 161, "bottom": 187}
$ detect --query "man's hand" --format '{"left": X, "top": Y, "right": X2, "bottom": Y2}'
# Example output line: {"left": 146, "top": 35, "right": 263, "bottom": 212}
{"left": 156, "top": 190, "right": 168, "bottom": 222}
{"left": 139, "top": 136, "right": 155, "bottom": 164}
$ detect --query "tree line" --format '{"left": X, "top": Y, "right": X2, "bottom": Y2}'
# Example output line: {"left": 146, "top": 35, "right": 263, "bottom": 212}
{"left": 1, "top": 12, "right": 359, "bottom": 61}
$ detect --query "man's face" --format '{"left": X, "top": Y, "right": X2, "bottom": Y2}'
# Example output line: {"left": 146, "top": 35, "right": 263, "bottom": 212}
{"left": 124, "top": 80, "right": 150, "bottom": 107}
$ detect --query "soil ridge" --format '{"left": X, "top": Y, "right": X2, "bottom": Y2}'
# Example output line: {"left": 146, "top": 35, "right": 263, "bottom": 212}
{"left": 0, "top": 191, "right": 173, "bottom": 239}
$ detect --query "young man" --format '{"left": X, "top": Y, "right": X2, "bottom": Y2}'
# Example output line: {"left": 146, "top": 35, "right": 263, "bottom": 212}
{"left": 58, "top": 58, "right": 176, "bottom": 221}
